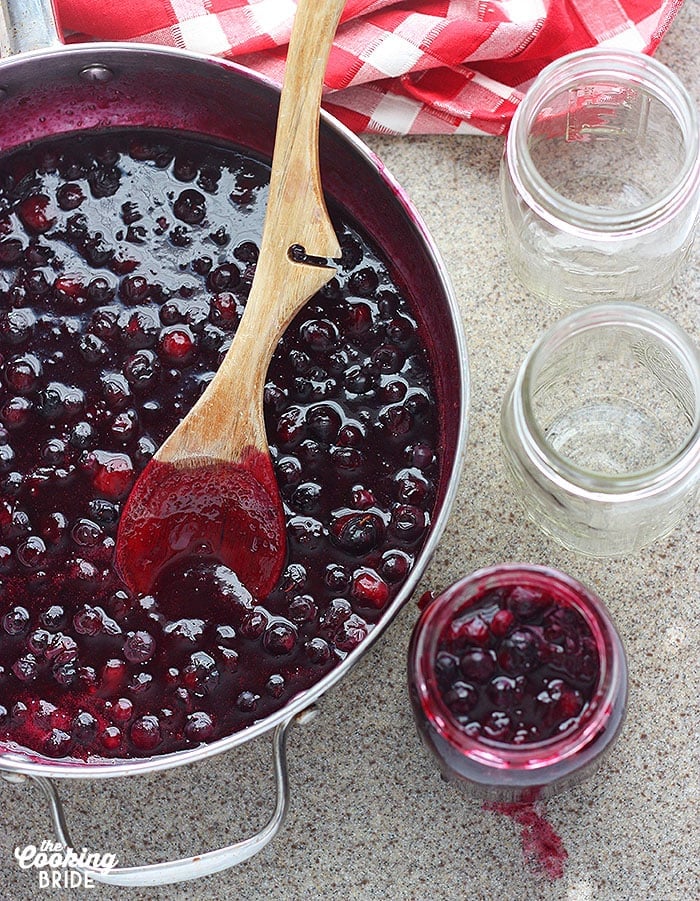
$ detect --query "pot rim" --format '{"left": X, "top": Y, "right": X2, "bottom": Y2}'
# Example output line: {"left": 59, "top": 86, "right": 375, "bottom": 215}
{"left": 0, "top": 41, "right": 470, "bottom": 779}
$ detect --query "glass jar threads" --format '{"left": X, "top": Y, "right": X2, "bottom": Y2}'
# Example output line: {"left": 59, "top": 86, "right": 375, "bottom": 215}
{"left": 500, "top": 48, "right": 700, "bottom": 309}
{"left": 407, "top": 565, "right": 627, "bottom": 800}
{"left": 500, "top": 303, "right": 700, "bottom": 557}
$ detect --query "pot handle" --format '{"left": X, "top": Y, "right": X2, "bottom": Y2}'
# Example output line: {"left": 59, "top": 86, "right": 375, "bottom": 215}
{"left": 6, "top": 708, "right": 315, "bottom": 886}
{"left": 0, "top": 0, "right": 61, "bottom": 56}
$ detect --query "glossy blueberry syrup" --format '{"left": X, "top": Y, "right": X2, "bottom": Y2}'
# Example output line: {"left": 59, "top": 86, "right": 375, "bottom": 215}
{"left": 0, "top": 131, "right": 440, "bottom": 760}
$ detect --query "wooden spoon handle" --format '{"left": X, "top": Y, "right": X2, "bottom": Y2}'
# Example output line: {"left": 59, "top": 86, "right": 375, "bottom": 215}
{"left": 263, "top": 0, "right": 346, "bottom": 266}
{"left": 156, "top": 0, "right": 345, "bottom": 465}
{"left": 219, "top": 0, "right": 345, "bottom": 387}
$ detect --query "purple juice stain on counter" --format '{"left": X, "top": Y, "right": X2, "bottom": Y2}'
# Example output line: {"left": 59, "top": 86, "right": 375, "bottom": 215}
{"left": 483, "top": 798, "right": 568, "bottom": 880}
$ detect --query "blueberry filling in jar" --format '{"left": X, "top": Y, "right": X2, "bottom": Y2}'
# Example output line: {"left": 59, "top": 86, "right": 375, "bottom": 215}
{"left": 407, "top": 564, "right": 627, "bottom": 800}
{"left": 0, "top": 130, "right": 442, "bottom": 761}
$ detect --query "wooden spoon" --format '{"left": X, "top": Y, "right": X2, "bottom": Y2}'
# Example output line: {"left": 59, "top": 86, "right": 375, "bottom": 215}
{"left": 115, "top": 0, "right": 345, "bottom": 598}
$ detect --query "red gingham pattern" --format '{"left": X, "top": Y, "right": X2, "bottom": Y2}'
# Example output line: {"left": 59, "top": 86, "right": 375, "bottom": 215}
{"left": 53, "top": 0, "right": 684, "bottom": 135}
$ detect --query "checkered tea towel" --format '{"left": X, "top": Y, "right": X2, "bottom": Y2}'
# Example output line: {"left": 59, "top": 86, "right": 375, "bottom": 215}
{"left": 54, "top": 0, "right": 685, "bottom": 135}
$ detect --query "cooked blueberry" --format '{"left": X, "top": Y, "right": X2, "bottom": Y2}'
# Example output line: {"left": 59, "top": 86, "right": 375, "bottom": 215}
{"left": 483, "top": 711, "right": 512, "bottom": 741}
{"left": 305, "top": 637, "right": 332, "bottom": 665}
{"left": 130, "top": 715, "right": 162, "bottom": 751}
{"left": 236, "top": 691, "right": 259, "bottom": 712}
{"left": 0, "top": 238, "right": 24, "bottom": 265}
{"left": 288, "top": 515, "right": 325, "bottom": 551}
{"left": 173, "top": 156, "right": 197, "bottom": 181}
{"left": 40, "top": 605, "right": 66, "bottom": 630}
{"left": 43, "top": 728, "right": 73, "bottom": 758}
{"left": 444, "top": 682, "right": 477, "bottom": 716}
{"left": 209, "top": 225, "right": 229, "bottom": 246}
{"left": 0, "top": 308, "right": 36, "bottom": 345}
{"left": 209, "top": 292, "right": 241, "bottom": 328}
{"left": 80, "top": 234, "right": 113, "bottom": 267}
{"left": 379, "top": 404, "right": 413, "bottom": 437}
{"left": 239, "top": 609, "right": 268, "bottom": 640}
{"left": 339, "top": 233, "right": 363, "bottom": 270}
{"left": 253, "top": 675, "right": 281, "bottom": 701}
{"left": 119, "top": 308, "right": 159, "bottom": 349}
{"left": 100, "top": 372, "right": 132, "bottom": 408}
{"left": 0, "top": 444, "right": 15, "bottom": 471}
{"left": 344, "top": 364, "right": 375, "bottom": 395}
{"left": 390, "top": 504, "right": 428, "bottom": 541}
{"left": 324, "top": 563, "right": 350, "bottom": 591}
{"left": 207, "top": 264, "right": 239, "bottom": 292}
{"left": 460, "top": 648, "right": 496, "bottom": 683}
{"left": 87, "top": 277, "right": 115, "bottom": 304}
{"left": 291, "top": 481, "right": 322, "bottom": 512}
{"left": 69, "top": 421, "right": 95, "bottom": 449}
{"left": 330, "top": 446, "right": 365, "bottom": 473}
{"left": 4, "top": 354, "right": 41, "bottom": 393}
{"left": 280, "top": 562, "right": 307, "bottom": 593}
{"left": 434, "top": 651, "right": 459, "bottom": 684}
{"left": 3, "top": 606, "right": 29, "bottom": 635}
{"left": 72, "top": 710, "right": 98, "bottom": 743}
{"left": 119, "top": 275, "right": 150, "bottom": 305}
{"left": 330, "top": 511, "right": 385, "bottom": 554}
{"left": 300, "top": 319, "right": 339, "bottom": 353}
{"left": 262, "top": 622, "right": 297, "bottom": 656}
{"left": 275, "top": 457, "right": 302, "bottom": 490}
{"left": 182, "top": 651, "right": 219, "bottom": 696}
{"left": 306, "top": 403, "right": 341, "bottom": 442}
{"left": 185, "top": 711, "right": 214, "bottom": 741}
{"left": 123, "top": 349, "right": 160, "bottom": 388}
{"left": 275, "top": 406, "right": 306, "bottom": 446}
{"left": 372, "top": 344, "right": 404, "bottom": 374}
{"left": 71, "top": 518, "right": 102, "bottom": 548}
{"left": 12, "top": 653, "right": 38, "bottom": 682}
{"left": 287, "top": 594, "right": 317, "bottom": 623}
{"left": 16, "top": 536, "right": 47, "bottom": 569}
{"left": 87, "top": 166, "right": 121, "bottom": 198}
{"left": 498, "top": 628, "right": 542, "bottom": 675}
{"left": 507, "top": 585, "right": 551, "bottom": 620}
{"left": 173, "top": 189, "right": 206, "bottom": 225}
{"left": 380, "top": 549, "right": 412, "bottom": 582}
{"left": 234, "top": 241, "right": 258, "bottom": 263}
{"left": 334, "top": 614, "right": 368, "bottom": 653}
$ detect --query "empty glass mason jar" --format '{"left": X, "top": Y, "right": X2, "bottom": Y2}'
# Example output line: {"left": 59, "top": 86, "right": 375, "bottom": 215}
{"left": 500, "top": 303, "right": 700, "bottom": 556}
{"left": 500, "top": 48, "right": 700, "bottom": 308}
{"left": 407, "top": 564, "right": 628, "bottom": 800}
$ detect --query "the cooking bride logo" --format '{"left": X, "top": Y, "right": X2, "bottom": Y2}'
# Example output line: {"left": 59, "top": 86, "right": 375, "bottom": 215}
{"left": 14, "top": 840, "right": 117, "bottom": 889}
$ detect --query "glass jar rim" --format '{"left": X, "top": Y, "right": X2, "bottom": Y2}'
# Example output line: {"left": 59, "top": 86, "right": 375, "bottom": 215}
{"left": 515, "top": 303, "right": 700, "bottom": 499}
{"left": 505, "top": 48, "right": 700, "bottom": 236}
{"left": 410, "top": 564, "right": 626, "bottom": 771}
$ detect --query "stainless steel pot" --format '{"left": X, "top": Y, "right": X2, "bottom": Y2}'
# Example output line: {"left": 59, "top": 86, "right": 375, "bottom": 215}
{"left": 0, "top": 0, "right": 469, "bottom": 884}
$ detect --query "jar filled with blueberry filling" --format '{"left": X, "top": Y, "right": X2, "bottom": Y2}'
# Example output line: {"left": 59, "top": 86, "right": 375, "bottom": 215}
{"left": 407, "top": 565, "right": 627, "bottom": 800}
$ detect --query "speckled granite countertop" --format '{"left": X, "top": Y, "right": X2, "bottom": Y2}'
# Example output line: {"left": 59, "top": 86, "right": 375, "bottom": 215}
{"left": 1, "top": 3, "right": 698, "bottom": 899}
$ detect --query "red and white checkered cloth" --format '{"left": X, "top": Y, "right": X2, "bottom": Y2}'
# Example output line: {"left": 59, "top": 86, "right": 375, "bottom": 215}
{"left": 55, "top": 0, "right": 685, "bottom": 135}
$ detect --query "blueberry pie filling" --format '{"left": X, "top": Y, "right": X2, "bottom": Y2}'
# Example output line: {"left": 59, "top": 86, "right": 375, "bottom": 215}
{"left": 0, "top": 131, "right": 441, "bottom": 760}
